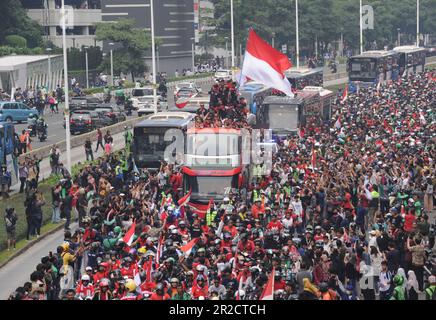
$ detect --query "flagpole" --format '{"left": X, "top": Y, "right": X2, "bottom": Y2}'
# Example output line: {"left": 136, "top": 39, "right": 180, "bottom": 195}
{"left": 150, "top": 0, "right": 157, "bottom": 114}
{"left": 230, "top": 0, "right": 235, "bottom": 69}
{"left": 61, "top": 0, "right": 71, "bottom": 174}
{"left": 295, "top": 0, "right": 300, "bottom": 68}
{"left": 360, "top": 0, "right": 363, "bottom": 54}
{"left": 416, "top": 0, "right": 420, "bottom": 46}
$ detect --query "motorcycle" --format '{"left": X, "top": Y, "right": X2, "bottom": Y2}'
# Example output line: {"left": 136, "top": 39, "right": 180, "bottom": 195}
{"left": 329, "top": 61, "right": 337, "bottom": 73}
{"left": 124, "top": 98, "right": 134, "bottom": 116}
{"left": 36, "top": 122, "right": 48, "bottom": 142}
{"left": 27, "top": 115, "right": 38, "bottom": 137}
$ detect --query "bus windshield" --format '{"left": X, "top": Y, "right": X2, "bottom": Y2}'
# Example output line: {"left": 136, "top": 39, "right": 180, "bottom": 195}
{"left": 134, "top": 127, "right": 176, "bottom": 158}
{"left": 132, "top": 88, "right": 153, "bottom": 96}
{"left": 349, "top": 58, "right": 377, "bottom": 79}
{"left": 267, "top": 104, "right": 299, "bottom": 131}
{"left": 187, "top": 133, "right": 239, "bottom": 156}
{"left": 185, "top": 175, "right": 238, "bottom": 198}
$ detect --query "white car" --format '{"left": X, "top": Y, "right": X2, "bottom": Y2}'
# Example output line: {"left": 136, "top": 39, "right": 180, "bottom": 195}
{"left": 173, "top": 82, "right": 202, "bottom": 97}
{"left": 131, "top": 87, "right": 154, "bottom": 110}
{"left": 137, "top": 96, "right": 168, "bottom": 116}
{"left": 214, "top": 69, "right": 232, "bottom": 81}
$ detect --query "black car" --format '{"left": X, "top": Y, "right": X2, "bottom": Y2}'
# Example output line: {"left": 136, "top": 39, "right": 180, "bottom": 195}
{"left": 64, "top": 110, "right": 113, "bottom": 132}
{"left": 94, "top": 104, "right": 127, "bottom": 124}
{"left": 69, "top": 112, "right": 94, "bottom": 134}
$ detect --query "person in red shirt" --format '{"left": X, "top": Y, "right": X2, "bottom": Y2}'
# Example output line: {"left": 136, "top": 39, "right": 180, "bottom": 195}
{"left": 274, "top": 271, "right": 286, "bottom": 291}
{"left": 191, "top": 276, "right": 209, "bottom": 299}
{"left": 267, "top": 215, "right": 283, "bottom": 233}
{"left": 252, "top": 199, "right": 265, "bottom": 219}
{"left": 404, "top": 210, "right": 416, "bottom": 233}
{"left": 76, "top": 274, "right": 95, "bottom": 299}
{"left": 223, "top": 220, "right": 238, "bottom": 237}
{"left": 120, "top": 258, "right": 135, "bottom": 278}
{"left": 149, "top": 283, "right": 171, "bottom": 300}
{"left": 237, "top": 234, "right": 255, "bottom": 256}
{"left": 93, "top": 263, "right": 109, "bottom": 284}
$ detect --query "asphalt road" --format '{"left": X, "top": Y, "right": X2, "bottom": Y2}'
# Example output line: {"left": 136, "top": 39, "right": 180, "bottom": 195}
{"left": 13, "top": 80, "right": 213, "bottom": 151}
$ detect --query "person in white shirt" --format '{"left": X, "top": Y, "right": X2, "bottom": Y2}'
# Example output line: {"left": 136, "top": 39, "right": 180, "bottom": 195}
{"left": 281, "top": 212, "right": 294, "bottom": 231}
{"left": 378, "top": 260, "right": 392, "bottom": 300}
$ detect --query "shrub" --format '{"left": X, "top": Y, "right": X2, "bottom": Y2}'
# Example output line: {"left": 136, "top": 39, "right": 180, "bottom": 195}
{"left": 5, "top": 35, "right": 27, "bottom": 48}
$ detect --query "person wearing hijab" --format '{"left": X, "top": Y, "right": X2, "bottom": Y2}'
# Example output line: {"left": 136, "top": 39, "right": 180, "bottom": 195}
{"left": 406, "top": 270, "right": 419, "bottom": 300}
{"left": 397, "top": 268, "right": 407, "bottom": 295}
{"left": 298, "top": 278, "right": 320, "bottom": 300}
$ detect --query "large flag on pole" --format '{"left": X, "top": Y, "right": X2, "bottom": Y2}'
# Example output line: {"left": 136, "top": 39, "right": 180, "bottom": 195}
{"left": 240, "top": 29, "right": 293, "bottom": 97}
{"left": 180, "top": 238, "right": 200, "bottom": 257}
{"left": 123, "top": 222, "right": 136, "bottom": 247}
{"left": 259, "top": 268, "right": 275, "bottom": 300}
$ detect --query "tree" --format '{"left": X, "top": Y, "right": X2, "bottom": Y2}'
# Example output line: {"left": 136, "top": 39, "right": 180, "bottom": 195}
{"left": 0, "top": 0, "right": 42, "bottom": 48}
{"left": 95, "top": 19, "right": 152, "bottom": 81}
{"left": 209, "top": 0, "right": 436, "bottom": 58}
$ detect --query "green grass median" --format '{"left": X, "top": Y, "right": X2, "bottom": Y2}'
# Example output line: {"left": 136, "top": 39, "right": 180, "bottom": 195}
{"left": 0, "top": 158, "right": 101, "bottom": 263}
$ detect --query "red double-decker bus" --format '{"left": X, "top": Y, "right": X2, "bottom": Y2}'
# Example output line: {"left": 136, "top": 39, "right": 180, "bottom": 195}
{"left": 182, "top": 127, "right": 249, "bottom": 209}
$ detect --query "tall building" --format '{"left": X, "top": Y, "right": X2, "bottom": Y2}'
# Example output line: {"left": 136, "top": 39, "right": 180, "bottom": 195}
{"left": 21, "top": 0, "right": 103, "bottom": 48}
{"left": 101, "top": 0, "right": 195, "bottom": 74}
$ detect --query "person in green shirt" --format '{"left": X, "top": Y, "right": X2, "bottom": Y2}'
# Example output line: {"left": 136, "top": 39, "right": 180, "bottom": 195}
{"left": 425, "top": 276, "right": 436, "bottom": 300}
{"left": 172, "top": 284, "right": 191, "bottom": 300}
{"left": 413, "top": 195, "right": 422, "bottom": 216}
{"left": 390, "top": 274, "right": 406, "bottom": 300}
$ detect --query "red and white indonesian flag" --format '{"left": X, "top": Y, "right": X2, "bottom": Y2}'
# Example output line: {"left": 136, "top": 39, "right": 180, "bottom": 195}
{"left": 123, "top": 222, "right": 136, "bottom": 247}
{"left": 241, "top": 29, "right": 293, "bottom": 97}
{"left": 180, "top": 237, "right": 200, "bottom": 257}
{"left": 341, "top": 85, "right": 348, "bottom": 102}
{"left": 334, "top": 115, "right": 341, "bottom": 130}
{"left": 175, "top": 97, "right": 191, "bottom": 109}
{"left": 178, "top": 189, "right": 192, "bottom": 207}
{"left": 260, "top": 268, "right": 275, "bottom": 300}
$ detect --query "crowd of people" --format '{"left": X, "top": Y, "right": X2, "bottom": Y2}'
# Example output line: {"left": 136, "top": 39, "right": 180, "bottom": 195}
{"left": 5, "top": 68, "right": 436, "bottom": 301}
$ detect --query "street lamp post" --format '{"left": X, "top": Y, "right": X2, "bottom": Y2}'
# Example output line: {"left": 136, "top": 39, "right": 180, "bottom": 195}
{"left": 360, "top": 0, "right": 363, "bottom": 54}
{"left": 150, "top": 0, "right": 157, "bottom": 114}
{"left": 272, "top": 32, "right": 275, "bottom": 49}
{"left": 295, "top": 0, "right": 300, "bottom": 68}
{"left": 109, "top": 42, "right": 114, "bottom": 86}
{"left": 397, "top": 28, "right": 401, "bottom": 46}
{"left": 230, "top": 0, "right": 235, "bottom": 69}
{"left": 416, "top": 0, "right": 420, "bottom": 46}
{"left": 191, "top": 38, "right": 195, "bottom": 73}
{"left": 61, "top": 0, "right": 71, "bottom": 174}
{"left": 46, "top": 47, "right": 52, "bottom": 91}
{"left": 225, "top": 39, "right": 229, "bottom": 69}
{"left": 84, "top": 47, "right": 89, "bottom": 89}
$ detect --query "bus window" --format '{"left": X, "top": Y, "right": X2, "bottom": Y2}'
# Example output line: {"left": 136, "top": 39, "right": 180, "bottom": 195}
{"left": 350, "top": 58, "right": 377, "bottom": 79}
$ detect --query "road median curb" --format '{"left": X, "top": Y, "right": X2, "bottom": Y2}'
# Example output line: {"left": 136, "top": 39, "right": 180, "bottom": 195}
{"left": 0, "top": 222, "right": 65, "bottom": 270}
